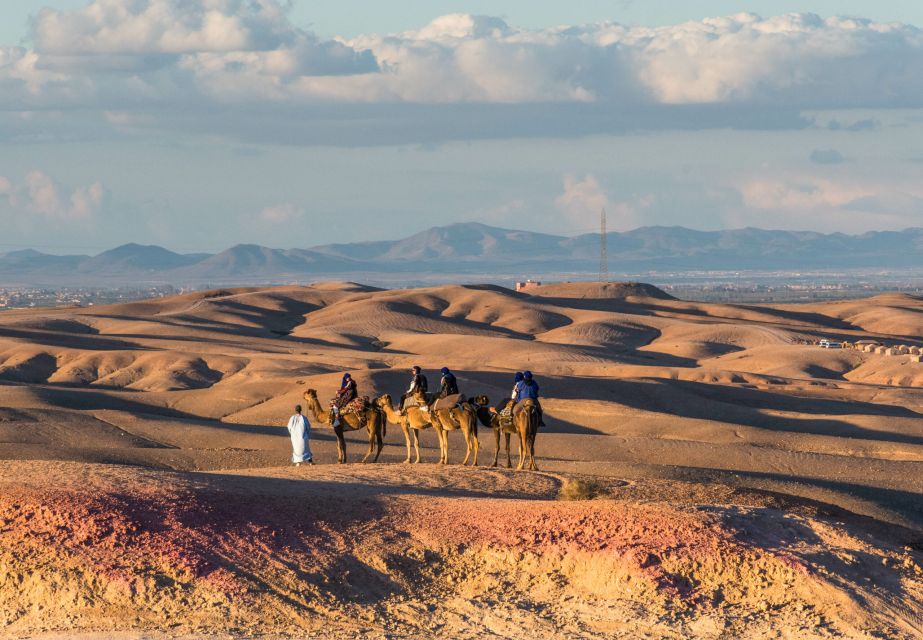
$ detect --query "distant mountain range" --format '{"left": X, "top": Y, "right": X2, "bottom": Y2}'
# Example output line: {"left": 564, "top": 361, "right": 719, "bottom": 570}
{"left": 3, "top": 223, "right": 923, "bottom": 287}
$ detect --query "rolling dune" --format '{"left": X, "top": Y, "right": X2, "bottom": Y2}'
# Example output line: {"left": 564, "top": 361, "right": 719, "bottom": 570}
{"left": 0, "top": 282, "right": 921, "bottom": 638}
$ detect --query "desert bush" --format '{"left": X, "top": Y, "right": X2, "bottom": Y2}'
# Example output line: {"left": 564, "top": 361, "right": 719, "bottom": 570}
{"left": 557, "top": 477, "right": 601, "bottom": 501}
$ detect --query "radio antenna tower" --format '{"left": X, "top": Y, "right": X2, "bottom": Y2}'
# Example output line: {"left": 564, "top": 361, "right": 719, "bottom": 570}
{"left": 599, "top": 207, "right": 609, "bottom": 283}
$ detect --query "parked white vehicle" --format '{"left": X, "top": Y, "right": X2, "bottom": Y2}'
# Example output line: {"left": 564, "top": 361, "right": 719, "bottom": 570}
{"left": 819, "top": 339, "right": 842, "bottom": 349}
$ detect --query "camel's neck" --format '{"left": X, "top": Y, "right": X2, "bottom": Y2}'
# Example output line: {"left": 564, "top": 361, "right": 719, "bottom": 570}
{"left": 306, "top": 397, "right": 330, "bottom": 425}
{"left": 379, "top": 400, "right": 401, "bottom": 423}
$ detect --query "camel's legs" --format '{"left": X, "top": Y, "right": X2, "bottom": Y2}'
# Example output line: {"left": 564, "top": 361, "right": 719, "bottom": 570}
{"left": 492, "top": 427, "right": 501, "bottom": 467}
{"left": 470, "top": 426, "right": 479, "bottom": 466}
{"left": 439, "top": 428, "right": 449, "bottom": 465}
{"left": 461, "top": 428, "right": 471, "bottom": 466}
{"left": 412, "top": 428, "right": 421, "bottom": 463}
{"left": 373, "top": 423, "right": 383, "bottom": 463}
{"left": 517, "top": 428, "right": 527, "bottom": 470}
{"left": 504, "top": 432, "right": 512, "bottom": 468}
{"left": 361, "top": 434, "right": 373, "bottom": 462}
{"left": 401, "top": 422, "right": 412, "bottom": 463}
{"left": 334, "top": 426, "right": 346, "bottom": 464}
{"left": 359, "top": 420, "right": 374, "bottom": 463}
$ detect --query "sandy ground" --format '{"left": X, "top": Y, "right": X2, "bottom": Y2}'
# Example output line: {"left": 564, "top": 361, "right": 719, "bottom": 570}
{"left": 1, "top": 281, "right": 922, "bottom": 638}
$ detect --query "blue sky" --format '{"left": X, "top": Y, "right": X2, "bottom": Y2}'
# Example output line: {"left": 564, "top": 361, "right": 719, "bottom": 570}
{"left": 1, "top": 1, "right": 922, "bottom": 253}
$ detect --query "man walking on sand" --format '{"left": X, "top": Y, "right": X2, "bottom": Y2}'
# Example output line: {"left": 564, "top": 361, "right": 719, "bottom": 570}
{"left": 287, "top": 405, "right": 314, "bottom": 466}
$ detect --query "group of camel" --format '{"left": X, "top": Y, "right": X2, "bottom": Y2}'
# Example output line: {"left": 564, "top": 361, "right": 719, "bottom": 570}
{"left": 300, "top": 388, "right": 540, "bottom": 470}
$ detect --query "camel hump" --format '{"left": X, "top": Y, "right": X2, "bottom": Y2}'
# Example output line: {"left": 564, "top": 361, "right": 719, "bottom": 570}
{"left": 512, "top": 398, "right": 538, "bottom": 417}
{"left": 433, "top": 393, "right": 465, "bottom": 411}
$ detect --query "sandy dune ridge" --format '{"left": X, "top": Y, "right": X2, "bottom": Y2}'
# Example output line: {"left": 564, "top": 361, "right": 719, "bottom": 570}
{"left": 0, "top": 281, "right": 922, "bottom": 637}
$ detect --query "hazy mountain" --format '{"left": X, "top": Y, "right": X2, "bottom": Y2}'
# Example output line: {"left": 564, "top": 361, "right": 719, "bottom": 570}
{"left": 173, "top": 245, "right": 358, "bottom": 279}
{"left": 313, "top": 223, "right": 564, "bottom": 262}
{"left": 78, "top": 244, "right": 206, "bottom": 274}
{"left": 0, "top": 249, "right": 85, "bottom": 276}
{"left": 4, "top": 223, "right": 923, "bottom": 286}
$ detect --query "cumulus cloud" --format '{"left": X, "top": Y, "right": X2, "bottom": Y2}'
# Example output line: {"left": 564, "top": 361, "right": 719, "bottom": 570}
{"left": 257, "top": 202, "right": 303, "bottom": 224}
{"left": 737, "top": 175, "right": 923, "bottom": 230}
{"left": 0, "top": 171, "right": 105, "bottom": 220}
{"left": 555, "top": 175, "right": 649, "bottom": 230}
{"left": 1, "top": 6, "right": 923, "bottom": 143}
{"left": 33, "top": 0, "right": 295, "bottom": 54}
{"left": 741, "top": 177, "right": 866, "bottom": 212}
{"left": 556, "top": 175, "right": 610, "bottom": 227}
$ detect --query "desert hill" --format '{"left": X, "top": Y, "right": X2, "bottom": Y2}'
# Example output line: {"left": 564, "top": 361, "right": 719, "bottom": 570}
{"left": 9, "top": 223, "right": 923, "bottom": 285}
{"left": 0, "top": 282, "right": 921, "bottom": 637}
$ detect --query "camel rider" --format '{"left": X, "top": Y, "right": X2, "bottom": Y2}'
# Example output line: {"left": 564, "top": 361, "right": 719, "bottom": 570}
{"left": 438, "top": 367, "right": 459, "bottom": 398}
{"left": 509, "top": 372, "right": 525, "bottom": 403}
{"left": 428, "top": 367, "right": 461, "bottom": 413}
{"left": 400, "top": 365, "right": 428, "bottom": 414}
{"left": 514, "top": 371, "right": 545, "bottom": 426}
{"left": 332, "top": 373, "right": 358, "bottom": 427}
{"left": 497, "top": 372, "right": 523, "bottom": 420}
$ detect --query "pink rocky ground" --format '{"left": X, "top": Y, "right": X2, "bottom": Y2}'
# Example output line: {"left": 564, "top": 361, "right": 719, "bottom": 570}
{"left": 1, "top": 462, "right": 921, "bottom": 639}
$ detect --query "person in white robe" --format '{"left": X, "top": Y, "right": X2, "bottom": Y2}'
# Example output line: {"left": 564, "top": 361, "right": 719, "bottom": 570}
{"left": 287, "top": 405, "right": 313, "bottom": 465}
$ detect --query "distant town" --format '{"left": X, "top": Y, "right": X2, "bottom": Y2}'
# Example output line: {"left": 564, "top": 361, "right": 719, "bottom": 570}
{"left": 0, "top": 286, "right": 189, "bottom": 310}
{"left": 2, "top": 277, "right": 923, "bottom": 310}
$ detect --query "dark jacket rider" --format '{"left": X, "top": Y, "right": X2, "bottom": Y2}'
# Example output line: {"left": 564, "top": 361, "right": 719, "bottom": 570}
{"left": 438, "top": 367, "right": 459, "bottom": 398}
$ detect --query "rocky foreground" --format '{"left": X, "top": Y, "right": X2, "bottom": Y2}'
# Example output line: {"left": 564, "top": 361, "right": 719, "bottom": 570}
{"left": 1, "top": 461, "right": 920, "bottom": 639}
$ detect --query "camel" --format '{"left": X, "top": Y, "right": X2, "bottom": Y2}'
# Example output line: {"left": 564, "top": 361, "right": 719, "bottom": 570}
{"left": 474, "top": 395, "right": 538, "bottom": 470}
{"left": 513, "top": 398, "right": 540, "bottom": 471}
{"left": 301, "top": 389, "right": 386, "bottom": 464}
{"left": 421, "top": 390, "right": 479, "bottom": 466}
{"left": 473, "top": 395, "right": 515, "bottom": 468}
{"left": 374, "top": 393, "right": 435, "bottom": 464}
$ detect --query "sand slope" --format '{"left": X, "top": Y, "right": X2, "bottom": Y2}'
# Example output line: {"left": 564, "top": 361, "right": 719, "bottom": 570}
{"left": 0, "top": 282, "right": 922, "bottom": 637}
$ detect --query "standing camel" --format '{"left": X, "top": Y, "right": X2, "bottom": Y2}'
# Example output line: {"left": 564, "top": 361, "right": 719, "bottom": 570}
{"left": 474, "top": 395, "right": 539, "bottom": 470}
{"left": 301, "top": 389, "right": 386, "bottom": 464}
{"left": 512, "top": 398, "right": 540, "bottom": 470}
{"left": 374, "top": 394, "right": 434, "bottom": 464}
{"left": 420, "top": 390, "right": 479, "bottom": 466}
{"left": 473, "top": 395, "right": 516, "bottom": 468}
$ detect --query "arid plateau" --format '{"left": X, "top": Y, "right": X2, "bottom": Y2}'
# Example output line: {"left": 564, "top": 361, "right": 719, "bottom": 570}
{"left": 1, "top": 281, "right": 921, "bottom": 639}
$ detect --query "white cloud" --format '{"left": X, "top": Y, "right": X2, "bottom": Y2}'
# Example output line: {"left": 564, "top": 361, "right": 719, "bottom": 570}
{"left": 2, "top": 8, "right": 922, "bottom": 111}
{"left": 736, "top": 175, "right": 923, "bottom": 230}
{"left": 556, "top": 175, "right": 610, "bottom": 227}
{"left": 33, "top": 0, "right": 294, "bottom": 55}
{"left": 70, "top": 182, "right": 106, "bottom": 219}
{"left": 741, "top": 177, "right": 867, "bottom": 212}
{"left": 0, "top": 171, "right": 105, "bottom": 220}
{"left": 258, "top": 202, "right": 303, "bottom": 224}
{"left": 0, "top": 7, "right": 922, "bottom": 147}
{"left": 555, "top": 175, "right": 649, "bottom": 231}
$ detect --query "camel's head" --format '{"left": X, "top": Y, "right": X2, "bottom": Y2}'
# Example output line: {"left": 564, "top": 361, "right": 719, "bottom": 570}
{"left": 374, "top": 394, "right": 391, "bottom": 407}
{"left": 474, "top": 394, "right": 490, "bottom": 407}
{"left": 303, "top": 389, "right": 318, "bottom": 400}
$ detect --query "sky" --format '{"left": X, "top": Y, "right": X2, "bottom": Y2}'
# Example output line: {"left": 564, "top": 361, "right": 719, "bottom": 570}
{"left": 1, "top": 1, "right": 922, "bottom": 253}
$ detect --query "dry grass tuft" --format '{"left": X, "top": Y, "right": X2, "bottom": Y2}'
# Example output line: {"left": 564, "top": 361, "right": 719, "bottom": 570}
{"left": 557, "top": 477, "right": 602, "bottom": 501}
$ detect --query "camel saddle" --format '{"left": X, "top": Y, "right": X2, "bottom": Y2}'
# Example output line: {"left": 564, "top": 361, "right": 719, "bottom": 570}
{"left": 331, "top": 396, "right": 370, "bottom": 428}
{"left": 432, "top": 393, "right": 465, "bottom": 411}
{"left": 496, "top": 398, "right": 515, "bottom": 426}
